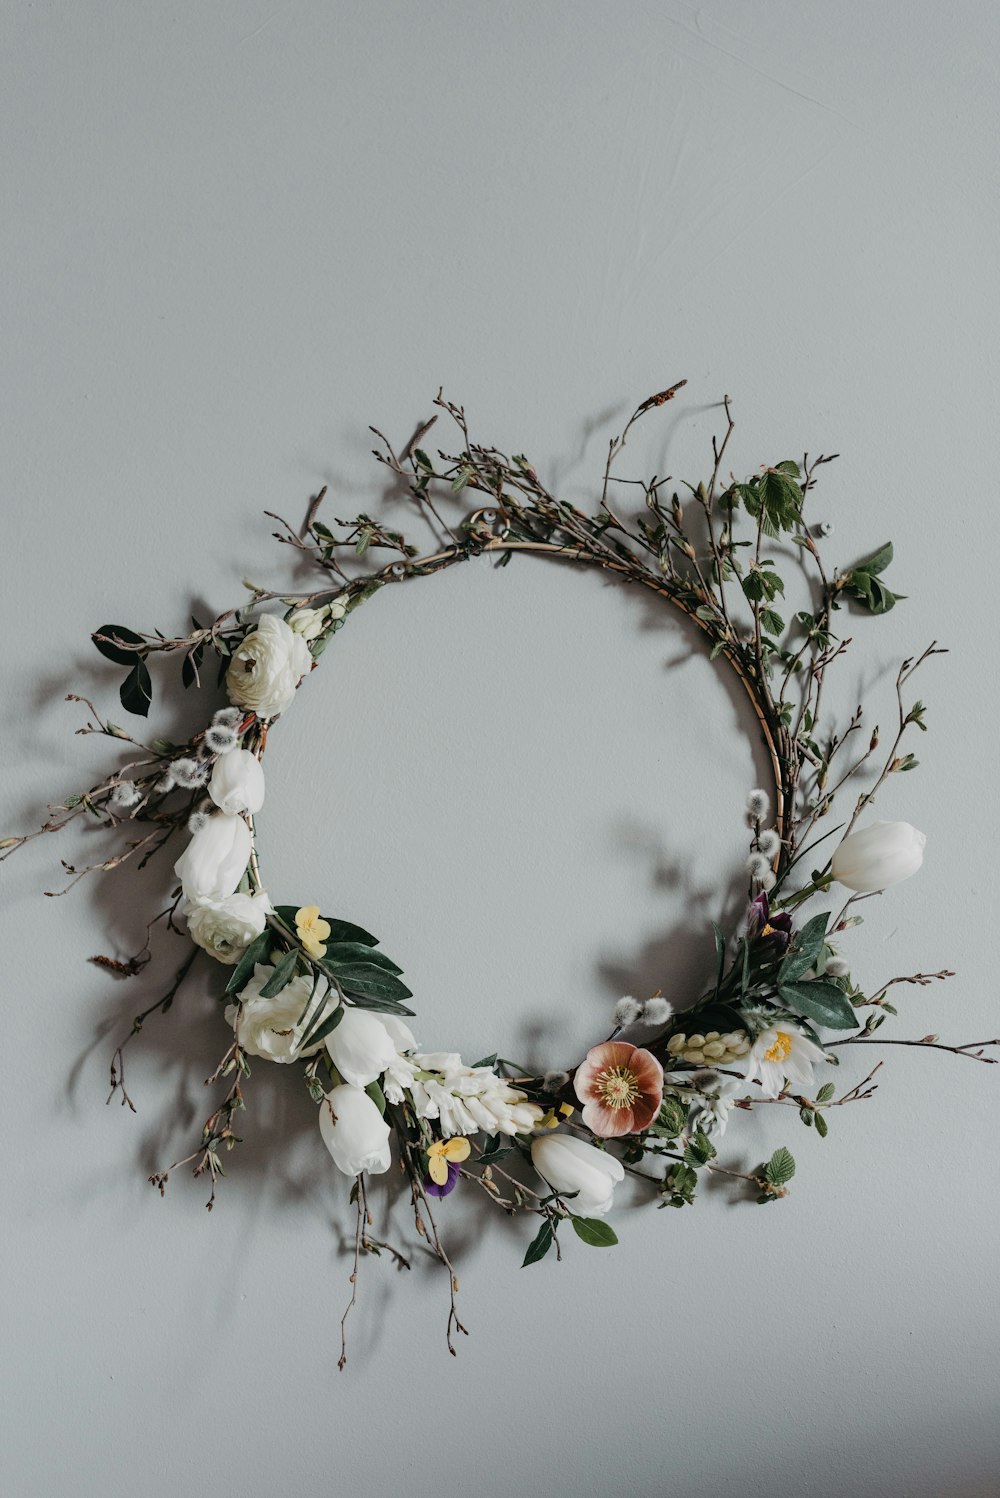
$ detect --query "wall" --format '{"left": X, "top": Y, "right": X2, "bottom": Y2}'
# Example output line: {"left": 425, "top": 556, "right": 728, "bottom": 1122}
{"left": 2, "top": 4, "right": 997, "bottom": 1495}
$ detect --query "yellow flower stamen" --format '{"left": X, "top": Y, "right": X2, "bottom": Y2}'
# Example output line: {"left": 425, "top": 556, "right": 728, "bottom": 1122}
{"left": 761, "top": 922, "right": 775, "bottom": 936}
{"left": 763, "top": 1031, "right": 793, "bottom": 1064}
{"left": 596, "top": 1064, "right": 641, "bottom": 1110}
{"left": 295, "top": 904, "right": 332, "bottom": 959}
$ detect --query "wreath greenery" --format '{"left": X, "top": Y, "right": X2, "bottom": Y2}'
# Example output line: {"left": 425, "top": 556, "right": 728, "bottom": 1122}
{"left": 6, "top": 384, "right": 996, "bottom": 1367}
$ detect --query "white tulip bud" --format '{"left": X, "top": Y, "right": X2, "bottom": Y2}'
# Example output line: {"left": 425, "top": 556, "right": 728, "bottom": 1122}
{"left": 530, "top": 1133, "right": 625, "bottom": 1217}
{"left": 208, "top": 748, "right": 265, "bottom": 816}
{"left": 831, "top": 821, "right": 926, "bottom": 893}
{"left": 174, "top": 813, "right": 252, "bottom": 901}
{"left": 326, "top": 1009, "right": 405, "bottom": 1089}
{"left": 319, "top": 1085, "right": 392, "bottom": 1176}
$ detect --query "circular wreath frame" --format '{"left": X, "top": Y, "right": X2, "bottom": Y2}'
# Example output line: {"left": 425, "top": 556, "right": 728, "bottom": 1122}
{"left": 6, "top": 383, "right": 995, "bottom": 1368}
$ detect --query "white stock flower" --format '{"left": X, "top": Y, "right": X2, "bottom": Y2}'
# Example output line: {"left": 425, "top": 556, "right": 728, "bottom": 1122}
{"left": 226, "top": 614, "right": 312, "bottom": 719}
{"left": 319, "top": 1085, "right": 392, "bottom": 1176}
{"left": 208, "top": 748, "right": 265, "bottom": 815}
{"left": 831, "top": 820, "right": 926, "bottom": 893}
{"left": 224, "top": 963, "right": 333, "bottom": 1063}
{"left": 325, "top": 1008, "right": 417, "bottom": 1089}
{"left": 184, "top": 891, "right": 271, "bottom": 965}
{"left": 686, "top": 1073, "right": 742, "bottom": 1137}
{"left": 530, "top": 1133, "right": 625, "bottom": 1217}
{"left": 406, "top": 1054, "right": 543, "bottom": 1137}
{"left": 174, "top": 813, "right": 252, "bottom": 901}
{"left": 743, "top": 1023, "right": 829, "bottom": 1100}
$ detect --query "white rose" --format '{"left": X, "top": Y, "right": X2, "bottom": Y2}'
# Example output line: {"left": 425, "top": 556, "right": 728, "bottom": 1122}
{"left": 226, "top": 614, "right": 312, "bottom": 719}
{"left": 319, "top": 1084, "right": 392, "bottom": 1176}
{"left": 174, "top": 813, "right": 251, "bottom": 901}
{"left": 224, "top": 963, "right": 334, "bottom": 1062}
{"left": 530, "top": 1133, "right": 625, "bottom": 1217}
{"left": 208, "top": 748, "right": 265, "bottom": 815}
{"left": 184, "top": 891, "right": 271, "bottom": 965}
{"left": 831, "top": 820, "right": 926, "bottom": 893}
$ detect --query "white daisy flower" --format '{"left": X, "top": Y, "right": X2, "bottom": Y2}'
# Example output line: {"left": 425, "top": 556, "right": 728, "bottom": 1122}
{"left": 743, "top": 1022, "right": 829, "bottom": 1099}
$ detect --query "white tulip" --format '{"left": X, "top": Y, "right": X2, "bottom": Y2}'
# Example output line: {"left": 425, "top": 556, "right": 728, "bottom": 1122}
{"left": 184, "top": 891, "right": 271, "bottom": 964}
{"left": 530, "top": 1133, "right": 625, "bottom": 1217}
{"left": 326, "top": 1008, "right": 411, "bottom": 1088}
{"left": 225, "top": 613, "right": 312, "bottom": 719}
{"left": 319, "top": 1085, "right": 392, "bottom": 1176}
{"left": 174, "top": 813, "right": 251, "bottom": 901}
{"left": 831, "top": 820, "right": 926, "bottom": 893}
{"left": 208, "top": 748, "right": 265, "bottom": 815}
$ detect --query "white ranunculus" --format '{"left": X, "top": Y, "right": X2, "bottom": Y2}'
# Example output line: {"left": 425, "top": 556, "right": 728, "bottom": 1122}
{"left": 184, "top": 891, "right": 271, "bottom": 964}
{"left": 208, "top": 748, "right": 265, "bottom": 815}
{"left": 831, "top": 820, "right": 926, "bottom": 893}
{"left": 224, "top": 964, "right": 334, "bottom": 1063}
{"left": 319, "top": 1085, "right": 392, "bottom": 1176}
{"left": 225, "top": 613, "right": 312, "bottom": 719}
{"left": 174, "top": 813, "right": 252, "bottom": 901}
{"left": 325, "top": 1009, "right": 417, "bottom": 1089}
{"left": 530, "top": 1133, "right": 625, "bottom": 1217}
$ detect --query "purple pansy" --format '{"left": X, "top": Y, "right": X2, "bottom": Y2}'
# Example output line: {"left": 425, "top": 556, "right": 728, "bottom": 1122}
{"left": 747, "top": 890, "right": 793, "bottom": 952}
{"left": 423, "top": 1161, "right": 461, "bottom": 1198}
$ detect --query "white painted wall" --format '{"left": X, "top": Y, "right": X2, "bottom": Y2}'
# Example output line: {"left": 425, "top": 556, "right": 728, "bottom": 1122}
{"left": 2, "top": 4, "right": 997, "bottom": 1495}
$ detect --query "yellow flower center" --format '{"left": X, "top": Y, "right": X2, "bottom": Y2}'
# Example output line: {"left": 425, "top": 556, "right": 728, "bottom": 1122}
{"left": 761, "top": 922, "right": 775, "bottom": 936}
{"left": 763, "top": 1031, "right": 793, "bottom": 1064}
{"left": 597, "top": 1065, "right": 641, "bottom": 1110}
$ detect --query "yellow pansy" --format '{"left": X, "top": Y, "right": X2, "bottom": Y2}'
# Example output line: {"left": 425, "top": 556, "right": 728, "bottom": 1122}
{"left": 295, "top": 904, "right": 332, "bottom": 959}
{"left": 426, "top": 1135, "right": 471, "bottom": 1185}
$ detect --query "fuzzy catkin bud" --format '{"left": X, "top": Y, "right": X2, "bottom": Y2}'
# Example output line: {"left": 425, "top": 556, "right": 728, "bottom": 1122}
{"left": 109, "top": 780, "right": 141, "bottom": 809}
{"left": 745, "top": 851, "right": 771, "bottom": 880}
{"left": 212, "top": 707, "right": 243, "bottom": 729}
{"left": 205, "top": 724, "right": 238, "bottom": 755}
{"left": 172, "top": 758, "right": 207, "bottom": 789}
{"left": 745, "top": 788, "right": 770, "bottom": 825}
{"left": 613, "top": 996, "right": 642, "bottom": 1028}
{"left": 542, "top": 1070, "right": 570, "bottom": 1092}
{"left": 756, "top": 828, "right": 781, "bottom": 858}
{"left": 824, "top": 954, "right": 850, "bottom": 978}
{"left": 757, "top": 867, "right": 776, "bottom": 891}
{"left": 641, "top": 996, "right": 673, "bottom": 1026}
{"left": 187, "top": 810, "right": 210, "bottom": 836}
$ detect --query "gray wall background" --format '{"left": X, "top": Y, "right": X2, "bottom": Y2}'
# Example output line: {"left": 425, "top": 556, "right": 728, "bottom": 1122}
{"left": 2, "top": 4, "right": 997, "bottom": 1496}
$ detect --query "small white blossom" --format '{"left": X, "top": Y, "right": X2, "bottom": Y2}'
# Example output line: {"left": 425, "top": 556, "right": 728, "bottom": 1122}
{"left": 407, "top": 1054, "right": 543, "bottom": 1137}
{"left": 687, "top": 1073, "right": 742, "bottom": 1137}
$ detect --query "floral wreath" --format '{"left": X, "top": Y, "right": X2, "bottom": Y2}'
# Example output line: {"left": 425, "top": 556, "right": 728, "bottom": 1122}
{"left": 6, "top": 384, "right": 996, "bottom": 1368}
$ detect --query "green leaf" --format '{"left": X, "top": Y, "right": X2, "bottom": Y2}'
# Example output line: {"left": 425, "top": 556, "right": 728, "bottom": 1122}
{"left": 571, "top": 1216, "right": 619, "bottom": 1248}
{"left": 712, "top": 922, "right": 726, "bottom": 998}
{"left": 856, "top": 540, "right": 893, "bottom": 576}
{"left": 120, "top": 659, "right": 152, "bottom": 718}
{"left": 323, "top": 963, "right": 412, "bottom": 1003}
{"left": 778, "top": 911, "right": 831, "bottom": 984}
{"left": 224, "top": 930, "right": 272, "bottom": 995}
{"left": 777, "top": 978, "right": 858, "bottom": 1030}
{"left": 301, "top": 1005, "right": 344, "bottom": 1052}
{"left": 521, "top": 1220, "right": 554, "bottom": 1267}
{"left": 814, "top": 1111, "right": 829, "bottom": 1138}
{"left": 816, "top": 1082, "right": 836, "bottom": 1105}
{"left": 765, "top": 1146, "right": 796, "bottom": 1186}
{"left": 92, "top": 624, "right": 145, "bottom": 666}
{"left": 322, "top": 942, "right": 402, "bottom": 976}
{"left": 258, "top": 949, "right": 298, "bottom": 998}
{"left": 365, "top": 1079, "right": 386, "bottom": 1115}
{"left": 471, "top": 1053, "right": 498, "bottom": 1070}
